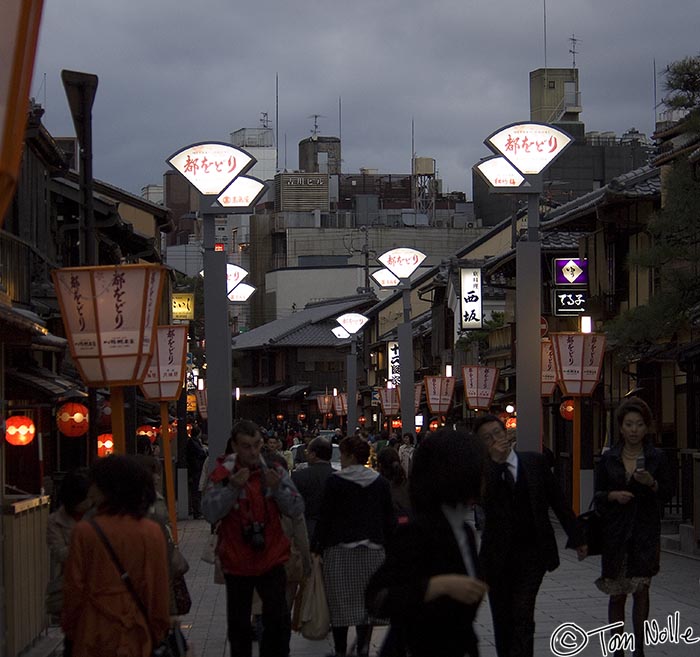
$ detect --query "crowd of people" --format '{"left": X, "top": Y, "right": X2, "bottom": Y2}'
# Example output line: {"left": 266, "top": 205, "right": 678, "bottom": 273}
{"left": 47, "top": 395, "right": 671, "bottom": 657}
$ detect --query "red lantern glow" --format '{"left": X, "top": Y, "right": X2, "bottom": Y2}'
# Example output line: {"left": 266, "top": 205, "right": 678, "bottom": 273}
{"left": 5, "top": 415, "right": 36, "bottom": 446}
{"left": 298, "top": 412, "right": 306, "bottom": 422}
{"left": 137, "top": 425, "right": 158, "bottom": 444}
{"left": 429, "top": 419, "right": 440, "bottom": 432}
{"left": 276, "top": 413, "right": 284, "bottom": 421}
{"left": 391, "top": 418, "right": 402, "bottom": 429}
{"left": 57, "top": 402, "right": 89, "bottom": 437}
{"left": 97, "top": 433, "right": 114, "bottom": 458}
{"left": 560, "top": 399, "right": 575, "bottom": 421}
{"left": 358, "top": 415, "right": 366, "bottom": 426}
{"left": 505, "top": 416, "right": 517, "bottom": 429}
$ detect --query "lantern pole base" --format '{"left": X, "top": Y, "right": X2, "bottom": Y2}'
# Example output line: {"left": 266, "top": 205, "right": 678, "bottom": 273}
{"left": 160, "top": 401, "right": 178, "bottom": 542}
{"left": 111, "top": 386, "right": 126, "bottom": 454}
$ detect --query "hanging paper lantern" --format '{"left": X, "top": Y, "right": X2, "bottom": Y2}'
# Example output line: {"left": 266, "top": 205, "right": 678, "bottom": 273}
{"left": 505, "top": 416, "right": 517, "bottom": 429}
{"left": 136, "top": 425, "right": 158, "bottom": 444}
{"left": 357, "top": 415, "right": 366, "bottom": 426}
{"left": 276, "top": 413, "right": 284, "bottom": 421}
{"left": 97, "top": 433, "right": 114, "bottom": 458}
{"left": 57, "top": 402, "right": 89, "bottom": 437}
{"left": 5, "top": 415, "right": 36, "bottom": 446}
{"left": 560, "top": 399, "right": 575, "bottom": 421}
{"left": 391, "top": 418, "right": 402, "bottom": 430}
{"left": 429, "top": 419, "right": 440, "bottom": 432}
{"left": 298, "top": 412, "right": 306, "bottom": 422}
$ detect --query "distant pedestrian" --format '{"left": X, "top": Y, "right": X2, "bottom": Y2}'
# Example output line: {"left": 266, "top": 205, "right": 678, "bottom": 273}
{"left": 591, "top": 397, "right": 672, "bottom": 657}
{"left": 46, "top": 467, "right": 92, "bottom": 647}
{"left": 313, "top": 435, "right": 395, "bottom": 657}
{"left": 367, "top": 429, "right": 488, "bottom": 657}
{"left": 291, "top": 436, "right": 334, "bottom": 539}
{"left": 186, "top": 425, "right": 208, "bottom": 518}
{"left": 398, "top": 433, "right": 415, "bottom": 476}
{"left": 202, "top": 419, "right": 304, "bottom": 657}
{"left": 61, "top": 455, "right": 170, "bottom": 657}
{"left": 376, "top": 446, "right": 411, "bottom": 524}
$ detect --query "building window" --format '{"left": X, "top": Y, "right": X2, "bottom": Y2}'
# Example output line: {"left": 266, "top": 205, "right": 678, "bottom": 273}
{"left": 548, "top": 80, "right": 556, "bottom": 89}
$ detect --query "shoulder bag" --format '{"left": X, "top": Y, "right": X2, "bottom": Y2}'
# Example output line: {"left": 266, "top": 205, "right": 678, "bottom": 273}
{"left": 88, "top": 519, "right": 188, "bottom": 657}
{"left": 575, "top": 501, "right": 604, "bottom": 556}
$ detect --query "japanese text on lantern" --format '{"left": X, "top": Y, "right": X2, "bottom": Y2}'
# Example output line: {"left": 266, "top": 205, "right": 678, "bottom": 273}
{"left": 70, "top": 275, "right": 86, "bottom": 331}
{"left": 183, "top": 155, "right": 237, "bottom": 177}
{"left": 111, "top": 271, "right": 126, "bottom": 329}
{"left": 504, "top": 134, "right": 558, "bottom": 156}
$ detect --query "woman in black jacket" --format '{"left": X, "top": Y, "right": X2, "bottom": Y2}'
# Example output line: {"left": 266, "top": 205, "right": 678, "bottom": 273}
{"left": 366, "top": 429, "right": 488, "bottom": 657}
{"left": 314, "top": 435, "right": 395, "bottom": 657}
{"left": 593, "top": 397, "right": 672, "bottom": 657}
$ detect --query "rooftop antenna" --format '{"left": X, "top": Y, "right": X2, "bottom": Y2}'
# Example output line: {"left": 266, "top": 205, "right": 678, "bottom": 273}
{"left": 260, "top": 112, "right": 270, "bottom": 129}
{"left": 309, "top": 114, "right": 325, "bottom": 136}
{"left": 543, "top": 1, "right": 548, "bottom": 87}
{"left": 275, "top": 73, "right": 279, "bottom": 171}
{"left": 569, "top": 34, "right": 580, "bottom": 68}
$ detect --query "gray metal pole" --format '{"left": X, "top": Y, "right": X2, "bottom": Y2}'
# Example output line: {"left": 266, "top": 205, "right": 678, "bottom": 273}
{"left": 202, "top": 204, "right": 233, "bottom": 464}
{"left": 515, "top": 192, "right": 542, "bottom": 452}
{"left": 347, "top": 337, "right": 358, "bottom": 434}
{"left": 398, "top": 283, "right": 415, "bottom": 436}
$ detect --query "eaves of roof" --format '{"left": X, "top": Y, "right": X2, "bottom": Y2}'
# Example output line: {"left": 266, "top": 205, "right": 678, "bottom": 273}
{"left": 541, "top": 165, "right": 660, "bottom": 230}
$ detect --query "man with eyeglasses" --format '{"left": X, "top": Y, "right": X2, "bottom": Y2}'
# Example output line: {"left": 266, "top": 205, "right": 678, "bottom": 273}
{"left": 474, "top": 414, "right": 585, "bottom": 657}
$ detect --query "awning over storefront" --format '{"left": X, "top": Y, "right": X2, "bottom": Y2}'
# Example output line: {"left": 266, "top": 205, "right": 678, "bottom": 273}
{"left": 277, "top": 382, "right": 311, "bottom": 398}
{"left": 238, "top": 384, "right": 286, "bottom": 398}
{"left": 5, "top": 367, "right": 87, "bottom": 401}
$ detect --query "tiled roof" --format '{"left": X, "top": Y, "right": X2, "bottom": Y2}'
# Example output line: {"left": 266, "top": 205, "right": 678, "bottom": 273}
{"left": 541, "top": 165, "right": 660, "bottom": 228}
{"left": 231, "top": 295, "right": 374, "bottom": 351}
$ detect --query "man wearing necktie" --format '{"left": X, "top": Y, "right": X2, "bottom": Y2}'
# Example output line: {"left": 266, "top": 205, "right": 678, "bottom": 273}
{"left": 474, "top": 415, "right": 586, "bottom": 657}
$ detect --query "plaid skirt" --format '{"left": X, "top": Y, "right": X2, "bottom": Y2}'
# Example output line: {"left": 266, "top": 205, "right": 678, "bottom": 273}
{"left": 323, "top": 544, "right": 387, "bottom": 627}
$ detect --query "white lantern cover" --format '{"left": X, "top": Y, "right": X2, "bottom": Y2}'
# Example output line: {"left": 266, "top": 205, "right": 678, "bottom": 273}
{"left": 52, "top": 264, "right": 166, "bottom": 387}
{"left": 140, "top": 325, "right": 188, "bottom": 401}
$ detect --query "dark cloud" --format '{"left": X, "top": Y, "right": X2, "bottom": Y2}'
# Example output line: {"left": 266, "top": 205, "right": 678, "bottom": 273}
{"left": 32, "top": 0, "right": 699, "bottom": 196}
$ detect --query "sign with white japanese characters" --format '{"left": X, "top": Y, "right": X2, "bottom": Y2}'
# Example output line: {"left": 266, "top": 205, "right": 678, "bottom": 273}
{"left": 462, "top": 366, "right": 499, "bottom": 410}
{"left": 378, "top": 248, "right": 426, "bottom": 280}
{"left": 486, "top": 122, "right": 572, "bottom": 175}
{"left": 540, "top": 339, "right": 558, "bottom": 396}
{"left": 172, "top": 293, "right": 195, "bottom": 320}
{"left": 387, "top": 341, "right": 401, "bottom": 387}
{"left": 553, "top": 258, "right": 588, "bottom": 285}
{"left": 424, "top": 376, "right": 455, "bottom": 414}
{"left": 550, "top": 332, "right": 606, "bottom": 397}
{"left": 460, "top": 268, "right": 483, "bottom": 330}
{"left": 378, "top": 387, "right": 400, "bottom": 416}
{"left": 141, "top": 325, "right": 188, "bottom": 401}
{"left": 371, "top": 268, "right": 401, "bottom": 288}
{"left": 474, "top": 155, "right": 525, "bottom": 188}
{"left": 167, "top": 142, "right": 253, "bottom": 196}
{"left": 553, "top": 289, "right": 588, "bottom": 316}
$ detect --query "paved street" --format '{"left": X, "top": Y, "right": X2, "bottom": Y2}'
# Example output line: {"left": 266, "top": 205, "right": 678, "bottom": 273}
{"left": 177, "top": 518, "right": 700, "bottom": 657}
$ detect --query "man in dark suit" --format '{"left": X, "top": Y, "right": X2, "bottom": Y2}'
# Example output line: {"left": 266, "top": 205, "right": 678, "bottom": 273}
{"left": 474, "top": 414, "right": 585, "bottom": 657}
{"left": 290, "top": 436, "right": 334, "bottom": 539}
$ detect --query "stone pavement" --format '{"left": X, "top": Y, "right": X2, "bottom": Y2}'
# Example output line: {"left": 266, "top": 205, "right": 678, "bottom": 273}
{"left": 177, "top": 517, "right": 700, "bottom": 657}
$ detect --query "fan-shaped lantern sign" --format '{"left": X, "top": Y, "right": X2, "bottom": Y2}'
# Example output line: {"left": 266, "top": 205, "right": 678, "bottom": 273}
{"left": 6, "top": 415, "right": 36, "bottom": 446}
{"left": 57, "top": 402, "right": 89, "bottom": 437}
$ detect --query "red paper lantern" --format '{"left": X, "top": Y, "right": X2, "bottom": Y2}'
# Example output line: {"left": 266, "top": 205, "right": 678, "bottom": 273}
{"left": 276, "top": 413, "right": 284, "bottom": 421}
{"left": 505, "top": 416, "right": 517, "bottom": 429}
{"left": 97, "top": 433, "right": 114, "bottom": 458}
{"left": 358, "top": 415, "right": 366, "bottom": 426}
{"left": 5, "top": 415, "right": 36, "bottom": 446}
{"left": 391, "top": 418, "right": 402, "bottom": 429}
{"left": 136, "top": 425, "right": 158, "bottom": 444}
{"left": 429, "top": 419, "right": 440, "bottom": 432}
{"left": 298, "top": 412, "right": 306, "bottom": 422}
{"left": 560, "top": 399, "right": 575, "bottom": 421}
{"left": 57, "top": 402, "right": 89, "bottom": 437}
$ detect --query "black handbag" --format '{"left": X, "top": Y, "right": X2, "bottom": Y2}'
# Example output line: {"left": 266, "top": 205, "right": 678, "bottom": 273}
{"left": 89, "top": 519, "right": 187, "bottom": 657}
{"left": 575, "top": 503, "right": 604, "bottom": 556}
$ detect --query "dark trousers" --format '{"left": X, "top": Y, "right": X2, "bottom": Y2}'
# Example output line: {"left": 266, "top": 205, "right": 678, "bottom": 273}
{"left": 488, "top": 563, "right": 546, "bottom": 657}
{"left": 224, "top": 566, "right": 291, "bottom": 657}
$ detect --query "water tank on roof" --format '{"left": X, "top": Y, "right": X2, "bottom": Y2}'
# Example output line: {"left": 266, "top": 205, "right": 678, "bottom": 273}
{"left": 413, "top": 157, "right": 435, "bottom": 175}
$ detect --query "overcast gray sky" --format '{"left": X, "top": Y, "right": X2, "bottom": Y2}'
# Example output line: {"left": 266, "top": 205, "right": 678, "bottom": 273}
{"left": 31, "top": 0, "right": 699, "bottom": 198}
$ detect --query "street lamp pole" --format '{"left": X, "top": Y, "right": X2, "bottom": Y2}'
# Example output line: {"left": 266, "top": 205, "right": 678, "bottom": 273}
{"left": 347, "top": 336, "right": 358, "bottom": 432}
{"left": 398, "top": 281, "right": 414, "bottom": 436}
